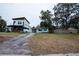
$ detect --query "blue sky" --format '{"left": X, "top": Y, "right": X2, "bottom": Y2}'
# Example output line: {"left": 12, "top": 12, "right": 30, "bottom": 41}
{"left": 0, "top": 3, "right": 56, "bottom": 27}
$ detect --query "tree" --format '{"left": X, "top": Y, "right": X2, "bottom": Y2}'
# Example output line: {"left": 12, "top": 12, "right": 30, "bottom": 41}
{"left": 39, "top": 10, "right": 54, "bottom": 33}
{"left": 40, "top": 21, "right": 48, "bottom": 27}
{"left": 0, "top": 16, "right": 6, "bottom": 32}
{"left": 53, "top": 3, "right": 79, "bottom": 29}
{"left": 69, "top": 15, "right": 79, "bottom": 33}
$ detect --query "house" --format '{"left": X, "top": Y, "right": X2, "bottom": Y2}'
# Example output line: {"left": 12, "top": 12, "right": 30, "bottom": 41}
{"left": 32, "top": 27, "right": 36, "bottom": 33}
{"left": 7, "top": 17, "right": 32, "bottom": 32}
{"left": 35, "top": 26, "right": 48, "bottom": 33}
{"left": 32, "top": 25, "right": 48, "bottom": 33}
{"left": 68, "top": 27, "right": 77, "bottom": 33}
{"left": 54, "top": 27, "right": 78, "bottom": 33}
{"left": 36, "top": 27, "right": 48, "bottom": 33}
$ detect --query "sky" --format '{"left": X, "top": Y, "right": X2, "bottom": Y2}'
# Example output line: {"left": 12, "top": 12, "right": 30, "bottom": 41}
{"left": 0, "top": 3, "right": 56, "bottom": 27}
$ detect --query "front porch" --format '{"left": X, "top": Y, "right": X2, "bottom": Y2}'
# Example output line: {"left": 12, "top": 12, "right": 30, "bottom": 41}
{"left": 7, "top": 25, "right": 28, "bottom": 32}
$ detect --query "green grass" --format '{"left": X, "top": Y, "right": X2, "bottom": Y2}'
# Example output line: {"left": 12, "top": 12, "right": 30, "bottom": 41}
{"left": 28, "top": 33, "right": 79, "bottom": 55}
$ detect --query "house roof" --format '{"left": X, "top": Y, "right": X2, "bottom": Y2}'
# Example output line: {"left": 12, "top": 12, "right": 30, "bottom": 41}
{"left": 12, "top": 17, "right": 30, "bottom": 24}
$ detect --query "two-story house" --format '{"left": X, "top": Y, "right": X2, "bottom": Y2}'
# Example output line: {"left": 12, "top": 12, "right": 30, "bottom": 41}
{"left": 7, "top": 17, "right": 31, "bottom": 32}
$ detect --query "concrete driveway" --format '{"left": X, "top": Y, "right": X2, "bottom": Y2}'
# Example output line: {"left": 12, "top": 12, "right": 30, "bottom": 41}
{"left": 0, "top": 33, "right": 35, "bottom": 55}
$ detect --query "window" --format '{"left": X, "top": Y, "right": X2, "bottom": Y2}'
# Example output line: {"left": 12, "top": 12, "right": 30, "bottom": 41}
{"left": 44, "top": 28, "right": 47, "bottom": 31}
{"left": 14, "top": 21, "right": 16, "bottom": 23}
{"left": 13, "top": 21, "right": 16, "bottom": 25}
{"left": 38, "top": 28, "right": 42, "bottom": 31}
{"left": 18, "top": 21, "right": 22, "bottom": 24}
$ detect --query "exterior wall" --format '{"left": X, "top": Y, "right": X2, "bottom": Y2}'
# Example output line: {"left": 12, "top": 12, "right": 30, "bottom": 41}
{"left": 23, "top": 20, "right": 29, "bottom": 27}
{"left": 13, "top": 19, "right": 31, "bottom": 32}
{"left": 36, "top": 28, "right": 48, "bottom": 33}
{"left": 28, "top": 26, "right": 32, "bottom": 32}
{"left": 23, "top": 20, "right": 32, "bottom": 32}
{"left": 7, "top": 27, "right": 12, "bottom": 32}
{"left": 13, "top": 20, "right": 24, "bottom": 26}
{"left": 23, "top": 26, "right": 32, "bottom": 33}
{"left": 9, "top": 27, "right": 12, "bottom": 31}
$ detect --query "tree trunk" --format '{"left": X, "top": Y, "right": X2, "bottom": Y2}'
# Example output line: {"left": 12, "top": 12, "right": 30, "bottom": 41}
{"left": 48, "top": 28, "right": 54, "bottom": 33}
{"left": 77, "top": 29, "right": 79, "bottom": 33}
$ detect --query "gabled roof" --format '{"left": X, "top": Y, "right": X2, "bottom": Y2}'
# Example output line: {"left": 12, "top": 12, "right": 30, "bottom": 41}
{"left": 12, "top": 17, "right": 30, "bottom": 24}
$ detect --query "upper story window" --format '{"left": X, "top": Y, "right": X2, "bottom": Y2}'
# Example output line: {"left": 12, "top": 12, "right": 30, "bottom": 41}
{"left": 13, "top": 21, "right": 16, "bottom": 25}
{"left": 18, "top": 21, "right": 22, "bottom": 24}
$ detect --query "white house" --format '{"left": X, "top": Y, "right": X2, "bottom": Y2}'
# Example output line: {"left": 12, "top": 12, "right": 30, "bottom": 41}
{"left": 68, "top": 27, "right": 77, "bottom": 33}
{"left": 36, "top": 28, "right": 48, "bottom": 33}
{"left": 7, "top": 17, "right": 32, "bottom": 32}
{"left": 35, "top": 25, "right": 48, "bottom": 33}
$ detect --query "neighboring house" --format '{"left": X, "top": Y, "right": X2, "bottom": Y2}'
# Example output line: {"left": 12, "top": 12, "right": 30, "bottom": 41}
{"left": 32, "top": 27, "right": 36, "bottom": 33}
{"left": 7, "top": 17, "right": 32, "bottom": 32}
{"left": 54, "top": 27, "right": 77, "bottom": 33}
{"left": 36, "top": 27, "right": 48, "bottom": 33}
{"left": 36, "top": 25, "right": 48, "bottom": 33}
{"left": 32, "top": 25, "right": 48, "bottom": 33}
{"left": 68, "top": 27, "right": 77, "bottom": 33}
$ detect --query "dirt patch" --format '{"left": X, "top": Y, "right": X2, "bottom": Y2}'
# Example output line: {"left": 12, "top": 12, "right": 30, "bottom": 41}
{"left": 0, "top": 32, "right": 22, "bottom": 42}
{"left": 0, "top": 36, "right": 13, "bottom": 42}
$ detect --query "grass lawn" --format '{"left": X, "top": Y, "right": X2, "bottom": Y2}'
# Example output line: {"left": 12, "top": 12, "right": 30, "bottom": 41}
{"left": 28, "top": 33, "right": 79, "bottom": 55}
{"left": 0, "top": 32, "right": 23, "bottom": 42}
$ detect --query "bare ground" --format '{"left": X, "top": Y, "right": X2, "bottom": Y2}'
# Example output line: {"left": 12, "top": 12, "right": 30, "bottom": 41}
{"left": 0, "top": 36, "right": 14, "bottom": 42}
{"left": 0, "top": 32, "right": 22, "bottom": 42}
